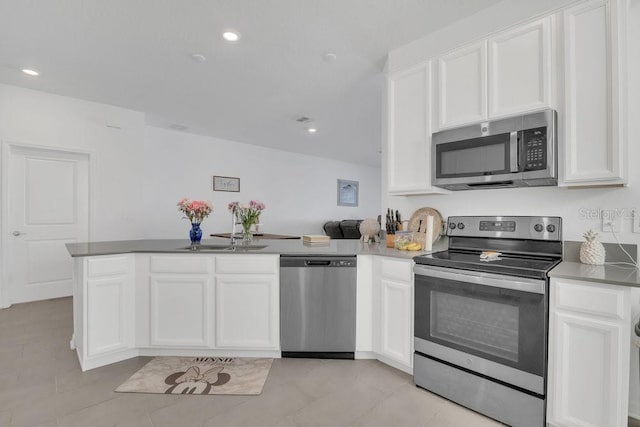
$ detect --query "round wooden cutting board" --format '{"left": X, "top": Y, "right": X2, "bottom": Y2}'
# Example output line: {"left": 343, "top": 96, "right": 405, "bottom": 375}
{"left": 407, "top": 207, "right": 444, "bottom": 246}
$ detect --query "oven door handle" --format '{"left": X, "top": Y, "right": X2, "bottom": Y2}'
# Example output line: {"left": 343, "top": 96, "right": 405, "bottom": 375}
{"left": 413, "top": 265, "right": 546, "bottom": 294}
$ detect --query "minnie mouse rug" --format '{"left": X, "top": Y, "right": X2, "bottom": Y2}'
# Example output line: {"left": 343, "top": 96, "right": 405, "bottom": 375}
{"left": 115, "top": 357, "right": 273, "bottom": 395}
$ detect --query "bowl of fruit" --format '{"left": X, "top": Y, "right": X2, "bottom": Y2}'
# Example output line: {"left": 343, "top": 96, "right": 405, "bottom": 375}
{"left": 394, "top": 231, "right": 423, "bottom": 251}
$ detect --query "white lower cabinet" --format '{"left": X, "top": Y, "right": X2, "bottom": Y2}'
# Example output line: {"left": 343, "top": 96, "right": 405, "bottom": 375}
{"left": 215, "top": 274, "right": 279, "bottom": 349}
{"left": 145, "top": 254, "right": 214, "bottom": 348}
{"left": 373, "top": 257, "right": 414, "bottom": 373}
{"left": 149, "top": 276, "right": 212, "bottom": 347}
{"left": 547, "top": 277, "right": 631, "bottom": 427}
{"left": 74, "top": 254, "right": 136, "bottom": 371}
{"left": 75, "top": 253, "right": 280, "bottom": 371}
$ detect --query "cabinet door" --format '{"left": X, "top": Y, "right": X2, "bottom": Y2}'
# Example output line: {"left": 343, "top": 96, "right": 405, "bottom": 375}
{"left": 215, "top": 275, "right": 279, "bottom": 349}
{"left": 87, "top": 275, "right": 132, "bottom": 357}
{"left": 387, "top": 62, "right": 434, "bottom": 194}
{"left": 488, "top": 17, "right": 552, "bottom": 118}
{"left": 379, "top": 278, "right": 413, "bottom": 368}
{"left": 548, "top": 312, "right": 627, "bottom": 427}
{"left": 438, "top": 41, "right": 487, "bottom": 128}
{"left": 548, "top": 278, "right": 630, "bottom": 427}
{"left": 562, "top": 0, "right": 627, "bottom": 185}
{"left": 149, "top": 276, "right": 212, "bottom": 347}
{"left": 85, "top": 256, "right": 134, "bottom": 358}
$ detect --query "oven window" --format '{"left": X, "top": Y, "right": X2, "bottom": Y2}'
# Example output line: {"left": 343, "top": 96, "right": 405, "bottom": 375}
{"left": 414, "top": 273, "right": 546, "bottom": 376}
{"left": 440, "top": 143, "right": 506, "bottom": 175}
{"left": 431, "top": 291, "right": 519, "bottom": 362}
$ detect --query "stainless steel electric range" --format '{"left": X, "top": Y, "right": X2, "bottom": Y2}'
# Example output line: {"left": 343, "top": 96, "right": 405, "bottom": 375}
{"left": 413, "top": 216, "right": 562, "bottom": 427}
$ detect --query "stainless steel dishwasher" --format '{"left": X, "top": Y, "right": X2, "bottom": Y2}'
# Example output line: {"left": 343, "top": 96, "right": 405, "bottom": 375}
{"left": 280, "top": 255, "right": 357, "bottom": 359}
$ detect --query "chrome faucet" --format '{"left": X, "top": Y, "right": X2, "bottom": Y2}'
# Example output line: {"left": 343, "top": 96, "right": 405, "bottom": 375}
{"left": 230, "top": 212, "right": 240, "bottom": 245}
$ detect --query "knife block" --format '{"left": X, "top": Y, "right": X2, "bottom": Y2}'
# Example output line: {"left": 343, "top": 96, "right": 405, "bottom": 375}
{"left": 386, "top": 234, "right": 395, "bottom": 248}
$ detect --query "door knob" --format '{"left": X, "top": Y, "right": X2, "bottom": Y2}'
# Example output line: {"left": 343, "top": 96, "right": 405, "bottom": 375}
{"left": 12, "top": 231, "right": 26, "bottom": 236}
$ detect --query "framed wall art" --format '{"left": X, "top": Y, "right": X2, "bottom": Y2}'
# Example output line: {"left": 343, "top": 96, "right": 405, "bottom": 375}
{"left": 213, "top": 176, "right": 240, "bottom": 192}
{"left": 337, "top": 179, "right": 359, "bottom": 207}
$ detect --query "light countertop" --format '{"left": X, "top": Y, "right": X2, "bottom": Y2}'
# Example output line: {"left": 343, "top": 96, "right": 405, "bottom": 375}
{"left": 65, "top": 237, "right": 448, "bottom": 260}
{"left": 549, "top": 261, "right": 640, "bottom": 288}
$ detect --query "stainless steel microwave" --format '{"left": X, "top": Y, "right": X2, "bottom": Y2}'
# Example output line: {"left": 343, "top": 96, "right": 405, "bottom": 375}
{"left": 432, "top": 109, "right": 557, "bottom": 190}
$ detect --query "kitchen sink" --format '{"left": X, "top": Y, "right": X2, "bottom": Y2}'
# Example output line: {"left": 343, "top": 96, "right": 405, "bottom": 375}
{"left": 181, "top": 244, "right": 268, "bottom": 251}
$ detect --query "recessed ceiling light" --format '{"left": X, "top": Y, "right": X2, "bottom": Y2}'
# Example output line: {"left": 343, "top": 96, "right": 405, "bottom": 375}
{"left": 307, "top": 126, "right": 318, "bottom": 134}
{"left": 322, "top": 53, "right": 337, "bottom": 62}
{"left": 22, "top": 68, "right": 39, "bottom": 76}
{"left": 190, "top": 53, "right": 207, "bottom": 62}
{"left": 222, "top": 31, "right": 240, "bottom": 42}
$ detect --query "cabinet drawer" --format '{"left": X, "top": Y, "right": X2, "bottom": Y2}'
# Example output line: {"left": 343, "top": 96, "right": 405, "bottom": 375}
{"left": 379, "top": 258, "right": 413, "bottom": 283}
{"left": 87, "top": 255, "right": 130, "bottom": 277}
{"left": 216, "top": 255, "right": 278, "bottom": 275}
{"left": 553, "top": 278, "right": 625, "bottom": 320}
{"left": 149, "top": 256, "right": 211, "bottom": 274}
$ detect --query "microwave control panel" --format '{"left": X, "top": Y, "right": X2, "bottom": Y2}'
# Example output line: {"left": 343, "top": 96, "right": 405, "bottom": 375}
{"left": 522, "top": 127, "right": 547, "bottom": 171}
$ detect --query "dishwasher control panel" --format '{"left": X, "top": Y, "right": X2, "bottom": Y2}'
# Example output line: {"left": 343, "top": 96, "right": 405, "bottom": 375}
{"left": 280, "top": 256, "right": 357, "bottom": 268}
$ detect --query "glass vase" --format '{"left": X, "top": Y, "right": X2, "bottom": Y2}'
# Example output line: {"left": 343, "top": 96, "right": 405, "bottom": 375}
{"left": 190, "top": 222, "right": 202, "bottom": 244}
{"left": 241, "top": 223, "right": 253, "bottom": 244}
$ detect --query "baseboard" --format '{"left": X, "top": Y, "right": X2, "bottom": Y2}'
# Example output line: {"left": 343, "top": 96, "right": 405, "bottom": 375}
{"left": 79, "top": 348, "right": 140, "bottom": 372}
{"left": 355, "top": 351, "right": 376, "bottom": 359}
{"left": 137, "top": 348, "right": 281, "bottom": 359}
{"left": 374, "top": 353, "right": 413, "bottom": 375}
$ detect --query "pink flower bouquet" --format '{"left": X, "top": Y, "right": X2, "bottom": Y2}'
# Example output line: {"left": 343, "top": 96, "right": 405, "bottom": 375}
{"left": 178, "top": 198, "right": 213, "bottom": 224}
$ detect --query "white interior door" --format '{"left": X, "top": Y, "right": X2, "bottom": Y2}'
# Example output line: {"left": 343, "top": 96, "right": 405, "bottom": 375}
{"left": 6, "top": 144, "right": 89, "bottom": 304}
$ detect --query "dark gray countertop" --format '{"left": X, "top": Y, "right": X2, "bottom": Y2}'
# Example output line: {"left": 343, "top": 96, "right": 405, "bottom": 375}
{"left": 65, "top": 237, "right": 449, "bottom": 260}
{"left": 549, "top": 261, "right": 640, "bottom": 288}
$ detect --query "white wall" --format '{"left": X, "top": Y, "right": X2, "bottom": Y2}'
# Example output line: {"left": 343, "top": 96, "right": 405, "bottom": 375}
{"left": 0, "top": 84, "right": 146, "bottom": 305}
{"left": 384, "top": 0, "right": 640, "bottom": 418}
{"left": 0, "top": 84, "right": 146, "bottom": 242}
{"left": 142, "top": 126, "right": 381, "bottom": 238}
{"left": 0, "top": 84, "right": 381, "bottom": 307}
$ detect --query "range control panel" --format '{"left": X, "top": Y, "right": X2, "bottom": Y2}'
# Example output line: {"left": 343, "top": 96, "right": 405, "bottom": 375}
{"left": 479, "top": 221, "right": 516, "bottom": 232}
{"left": 522, "top": 127, "right": 547, "bottom": 171}
{"left": 447, "top": 216, "right": 562, "bottom": 241}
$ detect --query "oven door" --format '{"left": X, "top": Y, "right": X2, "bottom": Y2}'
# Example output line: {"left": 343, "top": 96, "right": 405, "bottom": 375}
{"left": 414, "top": 265, "right": 547, "bottom": 395}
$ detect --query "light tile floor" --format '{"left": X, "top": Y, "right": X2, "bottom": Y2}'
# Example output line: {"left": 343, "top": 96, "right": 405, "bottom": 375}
{"left": 0, "top": 297, "right": 503, "bottom": 427}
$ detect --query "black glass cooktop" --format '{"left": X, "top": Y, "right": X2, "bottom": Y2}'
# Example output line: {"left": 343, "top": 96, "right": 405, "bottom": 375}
{"left": 414, "top": 250, "right": 561, "bottom": 279}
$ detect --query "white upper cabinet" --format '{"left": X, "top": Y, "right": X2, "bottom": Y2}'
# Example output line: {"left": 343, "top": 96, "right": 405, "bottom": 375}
{"left": 387, "top": 61, "right": 442, "bottom": 195}
{"left": 561, "top": 0, "right": 627, "bottom": 186}
{"left": 488, "top": 17, "right": 553, "bottom": 118}
{"left": 438, "top": 41, "right": 488, "bottom": 129}
{"left": 438, "top": 17, "right": 554, "bottom": 129}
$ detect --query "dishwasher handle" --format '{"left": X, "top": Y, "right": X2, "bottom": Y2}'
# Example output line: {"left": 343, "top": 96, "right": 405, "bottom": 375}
{"left": 305, "top": 260, "right": 332, "bottom": 266}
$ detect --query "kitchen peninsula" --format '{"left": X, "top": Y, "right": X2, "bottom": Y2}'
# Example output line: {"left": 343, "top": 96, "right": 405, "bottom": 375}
{"left": 66, "top": 237, "right": 445, "bottom": 372}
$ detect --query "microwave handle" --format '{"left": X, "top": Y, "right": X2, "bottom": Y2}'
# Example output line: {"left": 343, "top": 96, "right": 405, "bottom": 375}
{"left": 509, "top": 131, "right": 519, "bottom": 172}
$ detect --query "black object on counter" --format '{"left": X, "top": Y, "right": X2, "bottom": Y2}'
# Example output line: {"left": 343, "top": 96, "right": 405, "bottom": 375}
{"left": 323, "top": 221, "right": 343, "bottom": 238}
{"left": 340, "top": 220, "right": 362, "bottom": 239}
{"left": 322, "top": 220, "right": 363, "bottom": 239}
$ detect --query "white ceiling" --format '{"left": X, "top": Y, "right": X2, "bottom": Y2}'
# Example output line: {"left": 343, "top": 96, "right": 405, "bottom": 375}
{"left": 0, "top": 0, "right": 502, "bottom": 167}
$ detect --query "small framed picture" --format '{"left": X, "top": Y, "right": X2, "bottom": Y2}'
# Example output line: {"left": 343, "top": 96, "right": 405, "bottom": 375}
{"left": 337, "top": 179, "right": 359, "bottom": 207}
{"left": 213, "top": 176, "right": 240, "bottom": 192}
